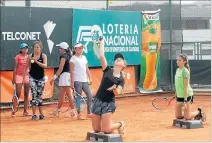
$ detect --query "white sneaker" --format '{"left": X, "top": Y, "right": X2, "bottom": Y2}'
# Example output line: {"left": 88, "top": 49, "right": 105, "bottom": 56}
{"left": 118, "top": 121, "right": 126, "bottom": 136}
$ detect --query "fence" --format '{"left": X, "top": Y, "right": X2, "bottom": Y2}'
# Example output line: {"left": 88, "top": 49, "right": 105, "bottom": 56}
{"left": 0, "top": 0, "right": 211, "bottom": 95}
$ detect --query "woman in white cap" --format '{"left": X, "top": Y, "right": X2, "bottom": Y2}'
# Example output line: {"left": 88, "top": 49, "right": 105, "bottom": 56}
{"left": 91, "top": 37, "right": 126, "bottom": 136}
{"left": 50, "top": 42, "right": 76, "bottom": 118}
{"left": 70, "top": 43, "right": 93, "bottom": 119}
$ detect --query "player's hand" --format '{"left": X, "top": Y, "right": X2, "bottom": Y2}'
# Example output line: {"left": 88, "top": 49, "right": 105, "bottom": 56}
{"left": 88, "top": 79, "right": 92, "bottom": 85}
{"left": 50, "top": 79, "right": 54, "bottom": 85}
{"left": 70, "top": 85, "right": 74, "bottom": 90}
{"left": 12, "top": 78, "right": 15, "bottom": 85}
{"left": 112, "top": 88, "right": 120, "bottom": 96}
{"left": 30, "top": 57, "right": 36, "bottom": 63}
{"left": 107, "top": 84, "right": 117, "bottom": 91}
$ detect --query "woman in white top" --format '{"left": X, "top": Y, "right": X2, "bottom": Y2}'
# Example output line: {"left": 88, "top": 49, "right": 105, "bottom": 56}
{"left": 70, "top": 43, "right": 93, "bottom": 119}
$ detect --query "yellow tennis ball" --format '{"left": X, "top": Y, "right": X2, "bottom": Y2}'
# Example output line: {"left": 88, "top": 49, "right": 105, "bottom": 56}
{"left": 31, "top": 60, "right": 35, "bottom": 63}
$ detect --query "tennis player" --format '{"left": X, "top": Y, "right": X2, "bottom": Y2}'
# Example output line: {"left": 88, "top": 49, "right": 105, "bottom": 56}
{"left": 50, "top": 42, "right": 76, "bottom": 117}
{"left": 11, "top": 43, "right": 31, "bottom": 117}
{"left": 175, "top": 53, "right": 206, "bottom": 122}
{"left": 27, "top": 40, "right": 47, "bottom": 120}
{"left": 70, "top": 43, "right": 93, "bottom": 119}
{"left": 91, "top": 37, "right": 126, "bottom": 136}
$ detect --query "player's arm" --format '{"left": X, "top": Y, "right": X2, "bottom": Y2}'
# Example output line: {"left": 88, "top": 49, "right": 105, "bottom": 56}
{"left": 113, "top": 85, "right": 123, "bottom": 96}
{"left": 112, "top": 78, "right": 125, "bottom": 96}
{"left": 50, "top": 58, "right": 65, "bottom": 85}
{"left": 33, "top": 53, "right": 47, "bottom": 68}
{"left": 184, "top": 78, "right": 189, "bottom": 100}
{"left": 55, "top": 58, "right": 65, "bottom": 76}
{"left": 12, "top": 58, "right": 18, "bottom": 84}
{"left": 22, "top": 56, "right": 30, "bottom": 83}
{"left": 99, "top": 37, "right": 108, "bottom": 71}
{"left": 70, "top": 57, "right": 75, "bottom": 88}
{"left": 86, "top": 64, "right": 92, "bottom": 85}
{"left": 183, "top": 69, "right": 190, "bottom": 102}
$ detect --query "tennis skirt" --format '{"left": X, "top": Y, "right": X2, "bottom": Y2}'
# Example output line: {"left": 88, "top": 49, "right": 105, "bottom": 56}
{"left": 58, "top": 72, "right": 71, "bottom": 87}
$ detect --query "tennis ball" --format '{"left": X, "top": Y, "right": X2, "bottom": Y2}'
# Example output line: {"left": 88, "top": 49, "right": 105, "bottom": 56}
{"left": 31, "top": 60, "right": 35, "bottom": 63}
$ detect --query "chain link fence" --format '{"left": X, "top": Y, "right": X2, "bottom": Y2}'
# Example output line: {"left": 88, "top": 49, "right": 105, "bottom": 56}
{"left": 1, "top": 0, "right": 211, "bottom": 90}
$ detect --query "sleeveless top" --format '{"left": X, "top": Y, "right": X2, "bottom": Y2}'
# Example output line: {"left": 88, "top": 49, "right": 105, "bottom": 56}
{"left": 29, "top": 53, "right": 44, "bottom": 80}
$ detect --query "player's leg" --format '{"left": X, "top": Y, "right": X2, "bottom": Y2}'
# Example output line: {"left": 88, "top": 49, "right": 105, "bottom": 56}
{"left": 101, "top": 112, "right": 125, "bottom": 135}
{"left": 30, "top": 77, "right": 38, "bottom": 120}
{"left": 92, "top": 114, "right": 101, "bottom": 132}
{"left": 11, "top": 76, "right": 22, "bottom": 116}
{"left": 74, "top": 81, "right": 83, "bottom": 119}
{"left": 175, "top": 97, "right": 184, "bottom": 119}
{"left": 23, "top": 77, "right": 30, "bottom": 116}
{"left": 184, "top": 96, "right": 206, "bottom": 121}
{"left": 91, "top": 98, "right": 102, "bottom": 132}
{"left": 184, "top": 103, "right": 199, "bottom": 120}
{"left": 101, "top": 101, "right": 125, "bottom": 135}
{"left": 82, "top": 82, "right": 93, "bottom": 118}
{"left": 37, "top": 78, "right": 45, "bottom": 120}
{"left": 64, "top": 87, "right": 76, "bottom": 117}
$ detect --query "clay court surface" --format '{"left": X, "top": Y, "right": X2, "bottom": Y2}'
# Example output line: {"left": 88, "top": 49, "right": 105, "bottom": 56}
{"left": 1, "top": 94, "right": 211, "bottom": 142}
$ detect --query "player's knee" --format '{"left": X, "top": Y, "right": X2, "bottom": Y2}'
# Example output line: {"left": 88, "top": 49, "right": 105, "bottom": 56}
{"left": 175, "top": 115, "right": 184, "bottom": 119}
{"left": 102, "top": 129, "right": 112, "bottom": 134}
{"left": 38, "top": 102, "right": 43, "bottom": 106}
{"left": 93, "top": 129, "right": 101, "bottom": 133}
{"left": 184, "top": 114, "right": 191, "bottom": 120}
{"left": 101, "top": 127, "right": 112, "bottom": 134}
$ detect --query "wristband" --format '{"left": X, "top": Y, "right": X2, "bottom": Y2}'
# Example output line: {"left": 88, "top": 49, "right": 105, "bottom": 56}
{"left": 53, "top": 75, "right": 58, "bottom": 80}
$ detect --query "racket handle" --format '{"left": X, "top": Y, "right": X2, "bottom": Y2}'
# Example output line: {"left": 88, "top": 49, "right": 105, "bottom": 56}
{"left": 99, "top": 36, "right": 103, "bottom": 41}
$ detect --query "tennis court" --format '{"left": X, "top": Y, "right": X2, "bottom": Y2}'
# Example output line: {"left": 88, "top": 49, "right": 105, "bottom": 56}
{"left": 1, "top": 93, "right": 210, "bottom": 142}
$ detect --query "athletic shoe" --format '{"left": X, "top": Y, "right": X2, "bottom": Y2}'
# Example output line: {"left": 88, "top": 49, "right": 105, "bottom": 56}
{"left": 194, "top": 107, "right": 207, "bottom": 122}
{"left": 11, "top": 111, "right": 16, "bottom": 117}
{"left": 23, "top": 111, "right": 31, "bottom": 116}
{"left": 118, "top": 121, "right": 126, "bottom": 136}
{"left": 32, "top": 115, "right": 38, "bottom": 121}
{"left": 39, "top": 114, "right": 46, "bottom": 120}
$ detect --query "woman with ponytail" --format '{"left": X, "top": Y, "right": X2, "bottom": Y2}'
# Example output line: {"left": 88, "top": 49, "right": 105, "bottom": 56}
{"left": 174, "top": 53, "right": 206, "bottom": 122}
{"left": 50, "top": 42, "right": 76, "bottom": 118}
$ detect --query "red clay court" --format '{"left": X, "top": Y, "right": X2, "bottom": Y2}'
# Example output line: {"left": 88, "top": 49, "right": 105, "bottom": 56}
{"left": 1, "top": 93, "right": 210, "bottom": 142}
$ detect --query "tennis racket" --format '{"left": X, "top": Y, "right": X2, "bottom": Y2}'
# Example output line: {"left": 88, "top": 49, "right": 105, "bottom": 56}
{"left": 73, "top": 89, "right": 87, "bottom": 119}
{"left": 152, "top": 96, "right": 175, "bottom": 110}
{"left": 11, "top": 84, "right": 19, "bottom": 112}
{"left": 59, "top": 93, "right": 73, "bottom": 113}
{"left": 92, "top": 36, "right": 103, "bottom": 59}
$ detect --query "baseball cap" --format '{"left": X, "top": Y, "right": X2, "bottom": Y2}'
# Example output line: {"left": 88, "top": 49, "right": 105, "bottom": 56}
{"left": 114, "top": 53, "right": 125, "bottom": 61}
{"left": 74, "top": 43, "right": 84, "bottom": 49}
{"left": 20, "top": 43, "right": 29, "bottom": 49}
{"left": 56, "top": 42, "right": 69, "bottom": 50}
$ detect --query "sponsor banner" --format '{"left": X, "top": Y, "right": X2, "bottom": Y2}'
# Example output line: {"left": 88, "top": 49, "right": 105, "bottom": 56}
{"left": 138, "top": 10, "right": 162, "bottom": 93}
{"left": 73, "top": 9, "right": 141, "bottom": 67}
{"left": 0, "top": 69, "right": 54, "bottom": 103}
{"left": 1, "top": 7, "right": 73, "bottom": 70}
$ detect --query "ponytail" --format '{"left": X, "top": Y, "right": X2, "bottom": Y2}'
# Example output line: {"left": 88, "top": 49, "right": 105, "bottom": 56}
{"left": 65, "top": 47, "right": 73, "bottom": 58}
{"left": 179, "top": 53, "right": 190, "bottom": 73}
{"left": 184, "top": 62, "right": 190, "bottom": 73}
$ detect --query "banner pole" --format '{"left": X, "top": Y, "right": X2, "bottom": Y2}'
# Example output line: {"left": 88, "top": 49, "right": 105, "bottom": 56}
{"left": 169, "top": 0, "right": 173, "bottom": 90}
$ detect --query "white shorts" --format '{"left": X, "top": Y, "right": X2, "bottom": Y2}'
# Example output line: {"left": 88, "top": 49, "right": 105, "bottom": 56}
{"left": 58, "top": 72, "right": 71, "bottom": 87}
